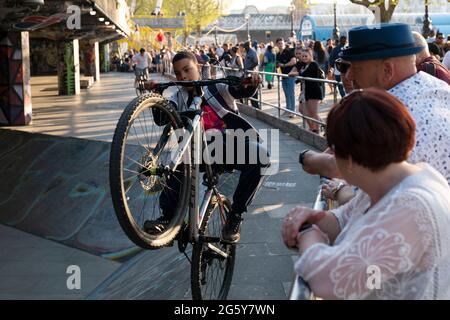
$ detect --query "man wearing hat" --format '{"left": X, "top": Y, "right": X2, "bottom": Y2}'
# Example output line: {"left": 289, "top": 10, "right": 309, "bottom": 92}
{"left": 300, "top": 23, "right": 450, "bottom": 186}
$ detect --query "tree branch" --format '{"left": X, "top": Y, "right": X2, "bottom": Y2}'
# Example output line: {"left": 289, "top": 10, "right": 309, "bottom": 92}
{"left": 349, "top": 0, "right": 373, "bottom": 6}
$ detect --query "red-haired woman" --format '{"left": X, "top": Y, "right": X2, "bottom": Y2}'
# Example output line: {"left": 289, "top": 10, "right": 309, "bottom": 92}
{"left": 282, "top": 88, "right": 450, "bottom": 299}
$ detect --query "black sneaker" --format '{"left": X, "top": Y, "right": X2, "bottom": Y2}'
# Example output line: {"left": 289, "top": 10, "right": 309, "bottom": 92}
{"left": 144, "top": 217, "right": 170, "bottom": 235}
{"left": 221, "top": 213, "right": 243, "bottom": 244}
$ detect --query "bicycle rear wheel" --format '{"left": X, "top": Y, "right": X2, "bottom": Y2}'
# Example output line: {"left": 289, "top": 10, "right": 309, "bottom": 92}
{"left": 110, "top": 93, "right": 191, "bottom": 249}
{"left": 191, "top": 195, "right": 236, "bottom": 300}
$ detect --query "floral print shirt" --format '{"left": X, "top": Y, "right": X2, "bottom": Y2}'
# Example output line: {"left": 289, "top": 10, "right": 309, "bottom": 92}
{"left": 389, "top": 71, "right": 450, "bottom": 184}
{"left": 295, "top": 164, "right": 450, "bottom": 299}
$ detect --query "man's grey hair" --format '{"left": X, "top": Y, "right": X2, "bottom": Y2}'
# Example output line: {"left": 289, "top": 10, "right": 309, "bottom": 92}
{"left": 412, "top": 31, "right": 430, "bottom": 56}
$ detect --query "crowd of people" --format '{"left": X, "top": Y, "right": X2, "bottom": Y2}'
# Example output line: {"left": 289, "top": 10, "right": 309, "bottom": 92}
{"left": 285, "top": 23, "right": 450, "bottom": 299}
{"left": 114, "top": 38, "right": 349, "bottom": 133}
{"left": 110, "top": 46, "right": 176, "bottom": 75}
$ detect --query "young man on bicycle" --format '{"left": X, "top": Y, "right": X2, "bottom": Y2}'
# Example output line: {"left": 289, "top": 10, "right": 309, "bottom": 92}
{"left": 132, "top": 48, "right": 152, "bottom": 88}
{"left": 144, "top": 50, "right": 270, "bottom": 244}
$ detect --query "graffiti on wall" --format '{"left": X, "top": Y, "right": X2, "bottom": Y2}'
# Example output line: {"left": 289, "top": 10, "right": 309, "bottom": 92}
{"left": 30, "top": 39, "right": 58, "bottom": 75}
{"left": 100, "top": 44, "right": 110, "bottom": 73}
{"left": 0, "top": 1, "right": 68, "bottom": 31}
{"left": 13, "top": 13, "right": 68, "bottom": 31}
{"left": 0, "top": 32, "right": 32, "bottom": 125}
{"left": 57, "top": 41, "right": 76, "bottom": 95}
{"left": 80, "top": 42, "right": 95, "bottom": 77}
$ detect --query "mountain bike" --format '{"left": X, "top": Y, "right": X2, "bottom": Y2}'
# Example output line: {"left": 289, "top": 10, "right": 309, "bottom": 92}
{"left": 109, "top": 76, "right": 259, "bottom": 300}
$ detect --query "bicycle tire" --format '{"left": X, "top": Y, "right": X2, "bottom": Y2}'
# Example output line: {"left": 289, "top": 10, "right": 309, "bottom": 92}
{"left": 191, "top": 195, "right": 236, "bottom": 300}
{"left": 110, "top": 93, "right": 191, "bottom": 249}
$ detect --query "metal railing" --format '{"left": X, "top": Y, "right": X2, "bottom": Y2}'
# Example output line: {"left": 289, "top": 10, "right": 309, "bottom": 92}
{"left": 159, "top": 61, "right": 342, "bottom": 132}
{"left": 288, "top": 176, "right": 335, "bottom": 300}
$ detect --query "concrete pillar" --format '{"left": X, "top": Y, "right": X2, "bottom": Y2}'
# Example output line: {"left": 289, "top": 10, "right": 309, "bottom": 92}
{"left": 100, "top": 43, "right": 110, "bottom": 73}
{"left": 94, "top": 42, "right": 100, "bottom": 82}
{"left": 57, "top": 39, "right": 80, "bottom": 95}
{"left": 0, "top": 31, "right": 32, "bottom": 125}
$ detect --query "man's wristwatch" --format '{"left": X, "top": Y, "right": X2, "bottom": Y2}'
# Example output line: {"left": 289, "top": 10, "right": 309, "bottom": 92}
{"left": 331, "top": 182, "right": 346, "bottom": 200}
{"left": 299, "top": 149, "right": 311, "bottom": 166}
{"left": 299, "top": 223, "right": 313, "bottom": 233}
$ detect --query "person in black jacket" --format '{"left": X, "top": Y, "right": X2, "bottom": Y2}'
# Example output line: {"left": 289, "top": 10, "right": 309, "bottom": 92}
{"left": 289, "top": 48, "right": 324, "bottom": 133}
{"left": 329, "top": 36, "right": 347, "bottom": 98}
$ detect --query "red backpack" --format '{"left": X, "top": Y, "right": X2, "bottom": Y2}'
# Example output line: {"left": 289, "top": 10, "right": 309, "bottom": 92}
{"left": 201, "top": 105, "right": 225, "bottom": 132}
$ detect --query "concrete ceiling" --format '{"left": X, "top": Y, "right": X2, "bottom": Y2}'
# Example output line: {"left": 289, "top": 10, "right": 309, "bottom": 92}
{"left": 0, "top": 0, "right": 130, "bottom": 43}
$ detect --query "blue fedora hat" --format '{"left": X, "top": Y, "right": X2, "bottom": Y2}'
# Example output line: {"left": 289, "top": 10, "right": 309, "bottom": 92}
{"left": 340, "top": 23, "right": 424, "bottom": 61}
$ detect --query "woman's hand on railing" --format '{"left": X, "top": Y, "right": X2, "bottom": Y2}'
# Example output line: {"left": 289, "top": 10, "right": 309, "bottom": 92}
{"left": 282, "top": 206, "right": 327, "bottom": 249}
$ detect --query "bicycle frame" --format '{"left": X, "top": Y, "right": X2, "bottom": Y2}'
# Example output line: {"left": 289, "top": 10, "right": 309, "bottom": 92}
{"left": 165, "top": 93, "right": 230, "bottom": 258}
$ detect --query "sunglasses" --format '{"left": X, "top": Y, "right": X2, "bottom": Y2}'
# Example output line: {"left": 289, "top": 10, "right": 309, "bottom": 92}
{"left": 335, "top": 59, "right": 351, "bottom": 74}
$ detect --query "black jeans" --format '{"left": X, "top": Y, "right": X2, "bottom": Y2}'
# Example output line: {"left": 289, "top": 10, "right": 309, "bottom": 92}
{"left": 159, "top": 135, "right": 270, "bottom": 219}
{"left": 249, "top": 90, "right": 260, "bottom": 109}
{"left": 335, "top": 74, "right": 346, "bottom": 98}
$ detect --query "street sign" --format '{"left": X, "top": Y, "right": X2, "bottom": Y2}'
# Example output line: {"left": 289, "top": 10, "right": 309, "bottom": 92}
{"left": 301, "top": 19, "right": 313, "bottom": 36}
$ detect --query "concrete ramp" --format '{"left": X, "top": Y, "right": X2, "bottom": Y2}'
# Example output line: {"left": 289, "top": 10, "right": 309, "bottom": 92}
{"left": 0, "top": 129, "right": 137, "bottom": 259}
{"left": 86, "top": 246, "right": 192, "bottom": 300}
{"left": 0, "top": 128, "right": 239, "bottom": 260}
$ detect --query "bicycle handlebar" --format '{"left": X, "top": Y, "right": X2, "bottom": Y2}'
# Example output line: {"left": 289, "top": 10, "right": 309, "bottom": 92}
{"left": 150, "top": 76, "right": 257, "bottom": 93}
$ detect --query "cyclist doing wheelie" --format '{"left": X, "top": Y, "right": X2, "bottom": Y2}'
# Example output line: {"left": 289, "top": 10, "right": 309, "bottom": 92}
{"left": 143, "top": 50, "right": 270, "bottom": 244}
{"left": 132, "top": 48, "right": 152, "bottom": 88}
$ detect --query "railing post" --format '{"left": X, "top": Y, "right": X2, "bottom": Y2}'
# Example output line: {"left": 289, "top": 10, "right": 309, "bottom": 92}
{"left": 333, "top": 82, "right": 338, "bottom": 104}
{"left": 277, "top": 74, "right": 281, "bottom": 118}
{"left": 301, "top": 80, "right": 307, "bottom": 129}
{"left": 258, "top": 82, "right": 262, "bottom": 110}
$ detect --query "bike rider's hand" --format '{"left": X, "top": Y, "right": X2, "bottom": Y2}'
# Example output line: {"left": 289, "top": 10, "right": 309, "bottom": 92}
{"left": 242, "top": 73, "right": 262, "bottom": 88}
{"left": 282, "top": 206, "right": 326, "bottom": 249}
{"left": 144, "top": 80, "right": 158, "bottom": 91}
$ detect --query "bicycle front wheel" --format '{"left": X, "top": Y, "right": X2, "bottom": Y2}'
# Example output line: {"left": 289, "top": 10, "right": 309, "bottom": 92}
{"left": 191, "top": 195, "right": 236, "bottom": 300}
{"left": 110, "top": 93, "right": 191, "bottom": 249}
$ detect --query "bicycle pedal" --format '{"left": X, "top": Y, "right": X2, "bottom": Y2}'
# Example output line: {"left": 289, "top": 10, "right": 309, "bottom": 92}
{"left": 177, "top": 223, "right": 190, "bottom": 253}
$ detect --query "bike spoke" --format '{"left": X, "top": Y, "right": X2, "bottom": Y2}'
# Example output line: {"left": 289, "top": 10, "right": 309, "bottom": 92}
{"left": 150, "top": 192, "right": 160, "bottom": 221}
{"left": 139, "top": 188, "right": 151, "bottom": 227}
{"left": 125, "top": 155, "right": 149, "bottom": 171}
{"left": 123, "top": 167, "right": 143, "bottom": 176}
{"left": 123, "top": 176, "right": 139, "bottom": 194}
{"left": 136, "top": 115, "right": 150, "bottom": 151}
{"left": 143, "top": 107, "right": 159, "bottom": 149}
{"left": 131, "top": 124, "right": 151, "bottom": 152}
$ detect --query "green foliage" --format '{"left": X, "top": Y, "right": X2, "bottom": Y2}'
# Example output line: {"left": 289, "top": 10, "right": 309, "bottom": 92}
{"left": 349, "top": 0, "right": 399, "bottom": 22}
{"left": 127, "top": 0, "right": 157, "bottom": 15}
{"left": 164, "top": 0, "right": 221, "bottom": 36}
